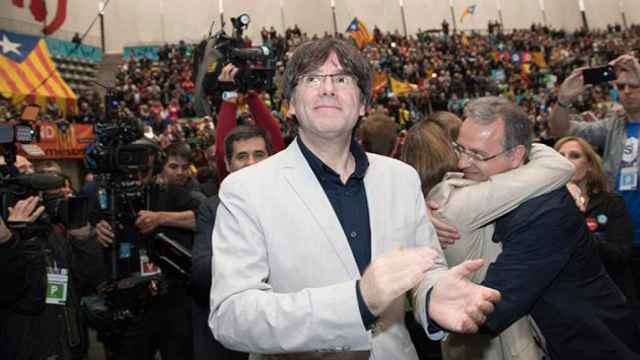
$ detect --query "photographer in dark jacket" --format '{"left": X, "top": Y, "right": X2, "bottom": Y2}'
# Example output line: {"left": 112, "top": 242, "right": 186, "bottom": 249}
{"left": 0, "top": 195, "right": 102, "bottom": 360}
{"left": 94, "top": 142, "right": 202, "bottom": 360}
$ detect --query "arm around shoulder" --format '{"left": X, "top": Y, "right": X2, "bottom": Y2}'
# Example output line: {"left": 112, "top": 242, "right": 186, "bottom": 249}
{"left": 441, "top": 144, "right": 574, "bottom": 230}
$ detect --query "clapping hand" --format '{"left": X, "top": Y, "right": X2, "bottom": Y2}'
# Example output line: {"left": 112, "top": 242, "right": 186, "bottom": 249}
{"left": 428, "top": 259, "right": 501, "bottom": 333}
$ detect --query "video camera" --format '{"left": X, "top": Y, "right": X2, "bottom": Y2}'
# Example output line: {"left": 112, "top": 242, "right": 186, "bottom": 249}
{"left": 84, "top": 92, "right": 153, "bottom": 175}
{"left": 83, "top": 92, "right": 192, "bottom": 324}
{"left": 0, "top": 123, "right": 87, "bottom": 232}
{"left": 193, "top": 13, "right": 276, "bottom": 114}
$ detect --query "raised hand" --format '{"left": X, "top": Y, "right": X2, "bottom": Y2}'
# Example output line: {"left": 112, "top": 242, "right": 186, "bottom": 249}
{"left": 428, "top": 259, "right": 501, "bottom": 333}
{"left": 558, "top": 67, "right": 589, "bottom": 104}
{"left": 610, "top": 54, "right": 640, "bottom": 87}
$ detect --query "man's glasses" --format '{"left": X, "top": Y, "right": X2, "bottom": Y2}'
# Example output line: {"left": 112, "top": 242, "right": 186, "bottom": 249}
{"left": 451, "top": 141, "right": 514, "bottom": 163}
{"left": 297, "top": 73, "right": 356, "bottom": 88}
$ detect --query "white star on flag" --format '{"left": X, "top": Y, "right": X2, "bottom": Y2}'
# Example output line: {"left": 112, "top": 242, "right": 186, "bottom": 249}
{"left": 0, "top": 34, "right": 22, "bottom": 56}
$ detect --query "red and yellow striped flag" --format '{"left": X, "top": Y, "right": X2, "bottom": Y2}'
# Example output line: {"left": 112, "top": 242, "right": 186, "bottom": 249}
{"left": 346, "top": 18, "right": 373, "bottom": 49}
{"left": 0, "top": 30, "right": 77, "bottom": 115}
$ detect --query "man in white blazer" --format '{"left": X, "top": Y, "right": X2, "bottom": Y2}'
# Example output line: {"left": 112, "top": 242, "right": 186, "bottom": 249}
{"left": 209, "top": 38, "right": 500, "bottom": 359}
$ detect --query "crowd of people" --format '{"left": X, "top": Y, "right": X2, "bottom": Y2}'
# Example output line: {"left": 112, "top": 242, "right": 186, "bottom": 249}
{"left": 2, "top": 18, "right": 640, "bottom": 360}
{"left": 0, "top": 23, "right": 639, "bottom": 148}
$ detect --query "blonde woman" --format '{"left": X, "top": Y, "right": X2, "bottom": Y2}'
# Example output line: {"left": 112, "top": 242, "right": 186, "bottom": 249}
{"left": 555, "top": 136, "right": 637, "bottom": 303}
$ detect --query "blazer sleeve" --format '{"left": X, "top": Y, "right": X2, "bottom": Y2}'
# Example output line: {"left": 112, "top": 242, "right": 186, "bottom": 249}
{"left": 480, "top": 192, "right": 577, "bottom": 334}
{"left": 433, "top": 144, "right": 575, "bottom": 231}
{"left": 191, "top": 199, "right": 217, "bottom": 306}
{"left": 209, "top": 177, "right": 370, "bottom": 353}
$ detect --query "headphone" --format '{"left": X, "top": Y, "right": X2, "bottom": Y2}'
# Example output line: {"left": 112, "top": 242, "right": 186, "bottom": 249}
{"left": 153, "top": 147, "right": 166, "bottom": 176}
{"left": 133, "top": 137, "right": 165, "bottom": 176}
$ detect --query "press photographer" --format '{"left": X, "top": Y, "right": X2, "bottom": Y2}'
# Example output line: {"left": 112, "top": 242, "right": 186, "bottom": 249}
{"left": 193, "top": 13, "right": 276, "bottom": 117}
{"left": 0, "top": 160, "right": 100, "bottom": 360}
{"left": 88, "top": 113, "right": 201, "bottom": 360}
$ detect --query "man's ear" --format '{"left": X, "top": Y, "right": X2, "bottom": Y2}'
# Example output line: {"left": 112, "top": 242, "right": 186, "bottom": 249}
{"left": 224, "top": 158, "right": 231, "bottom": 172}
{"left": 509, "top": 145, "right": 527, "bottom": 169}
{"left": 288, "top": 97, "right": 296, "bottom": 117}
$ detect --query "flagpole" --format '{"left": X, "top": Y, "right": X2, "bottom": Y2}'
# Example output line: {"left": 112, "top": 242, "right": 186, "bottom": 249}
{"left": 399, "top": 0, "right": 407, "bottom": 37}
{"left": 449, "top": 0, "right": 457, "bottom": 32}
{"left": 619, "top": 1, "right": 627, "bottom": 29}
{"left": 578, "top": 0, "right": 588, "bottom": 31}
{"left": 538, "top": 0, "right": 547, "bottom": 26}
{"left": 280, "top": 0, "right": 286, "bottom": 34}
{"left": 98, "top": 1, "right": 105, "bottom": 53}
{"left": 331, "top": 0, "right": 338, "bottom": 35}
{"left": 219, "top": 0, "right": 224, "bottom": 33}
{"left": 496, "top": 0, "right": 503, "bottom": 28}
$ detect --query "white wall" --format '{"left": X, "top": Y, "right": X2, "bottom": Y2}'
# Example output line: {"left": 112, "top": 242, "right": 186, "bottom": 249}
{"left": 501, "top": 0, "right": 544, "bottom": 30}
{"left": 0, "top": 0, "right": 637, "bottom": 54}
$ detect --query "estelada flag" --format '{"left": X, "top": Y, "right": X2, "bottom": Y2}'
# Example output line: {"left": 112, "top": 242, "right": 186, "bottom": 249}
{"left": 346, "top": 18, "right": 373, "bottom": 49}
{"left": 460, "top": 4, "right": 477, "bottom": 23}
{"left": 0, "top": 29, "right": 77, "bottom": 115}
{"left": 390, "top": 76, "right": 416, "bottom": 97}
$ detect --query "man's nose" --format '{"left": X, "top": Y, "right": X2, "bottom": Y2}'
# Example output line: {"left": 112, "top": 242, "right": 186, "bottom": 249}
{"left": 457, "top": 153, "right": 472, "bottom": 170}
{"left": 246, "top": 155, "right": 259, "bottom": 166}
{"left": 320, "top": 76, "right": 336, "bottom": 95}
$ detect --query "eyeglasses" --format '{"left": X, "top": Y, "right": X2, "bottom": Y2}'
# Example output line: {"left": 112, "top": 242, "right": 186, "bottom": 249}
{"left": 451, "top": 141, "right": 514, "bottom": 163}
{"left": 297, "top": 73, "right": 356, "bottom": 88}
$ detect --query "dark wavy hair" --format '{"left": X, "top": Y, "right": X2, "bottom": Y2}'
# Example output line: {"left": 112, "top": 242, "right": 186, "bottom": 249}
{"left": 283, "top": 38, "right": 372, "bottom": 106}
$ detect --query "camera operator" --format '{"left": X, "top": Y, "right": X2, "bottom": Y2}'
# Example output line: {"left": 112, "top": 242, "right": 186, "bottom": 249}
{"left": 14, "top": 155, "right": 35, "bottom": 175}
{"left": 94, "top": 140, "right": 202, "bottom": 360}
{"left": 1, "top": 194, "right": 102, "bottom": 360}
{"left": 156, "top": 142, "right": 207, "bottom": 202}
{"left": 0, "top": 218, "right": 24, "bottom": 308}
{"left": 214, "top": 64, "right": 284, "bottom": 182}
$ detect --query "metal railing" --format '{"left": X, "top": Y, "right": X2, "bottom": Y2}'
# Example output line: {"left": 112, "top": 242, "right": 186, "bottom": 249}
{"left": 0, "top": 17, "right": 102, "bottom": 47}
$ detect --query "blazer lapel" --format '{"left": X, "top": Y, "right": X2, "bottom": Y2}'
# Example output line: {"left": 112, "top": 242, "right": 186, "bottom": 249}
{"left": 364, "top": 159, "right": 388, "bottom": 258}
{"left": 282, "top": 141, "right": 360, "bottom": 279}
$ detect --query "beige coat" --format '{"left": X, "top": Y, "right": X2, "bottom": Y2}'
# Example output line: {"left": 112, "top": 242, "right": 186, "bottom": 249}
{"left": 210, "top": 140, "right": 448, "bottom": 360}
{"left": 428, "top": 144, "right": 575, "bottom": 360}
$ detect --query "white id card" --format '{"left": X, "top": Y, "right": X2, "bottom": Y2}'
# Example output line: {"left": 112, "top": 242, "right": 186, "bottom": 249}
{"left": 46, "top": 272, "right": 69, "bottom": 305}
{"left": 619, "top": 167, "right": 638, "bottom": 191}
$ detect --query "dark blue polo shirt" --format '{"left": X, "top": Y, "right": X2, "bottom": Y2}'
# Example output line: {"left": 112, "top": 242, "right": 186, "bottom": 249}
{"left": 297, "top": 137, "right": 377, "bottom": 328}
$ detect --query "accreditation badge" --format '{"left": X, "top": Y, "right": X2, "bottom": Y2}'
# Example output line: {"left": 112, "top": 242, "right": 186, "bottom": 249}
{"left": 45, "top": 268, "right": 69, "bottom": 305}
{"left": 619, "top": 167, "right": 638, "bottom": 191}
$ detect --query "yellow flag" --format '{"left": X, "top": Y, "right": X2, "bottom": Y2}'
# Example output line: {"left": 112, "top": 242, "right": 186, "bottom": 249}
{"left": 372, "top": 71, "right": 388, "bottom": 96}
{"left": 532, "top": 51, "right": 547, "bottom": 68}
{"left": 390, "top": 77, "right": 415, "bottom": 96}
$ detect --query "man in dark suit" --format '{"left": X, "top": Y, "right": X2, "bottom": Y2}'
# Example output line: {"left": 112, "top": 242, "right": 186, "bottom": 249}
{"left": 452, "top": 97, "right": 640, "bottom": 359}
{"left": 191, "top": 125, "right": 273, "bottom": 360}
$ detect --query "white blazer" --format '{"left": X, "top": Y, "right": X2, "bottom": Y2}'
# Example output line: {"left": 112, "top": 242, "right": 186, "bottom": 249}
{"left": 210, "top": 140, "right": 447, "bottom": 359}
